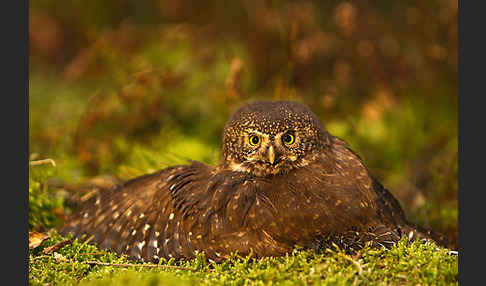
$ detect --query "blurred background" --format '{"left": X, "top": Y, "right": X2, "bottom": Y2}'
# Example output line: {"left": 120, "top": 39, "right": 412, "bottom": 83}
{"left": 29, "top": 0, "right": 457, "bottom": 249}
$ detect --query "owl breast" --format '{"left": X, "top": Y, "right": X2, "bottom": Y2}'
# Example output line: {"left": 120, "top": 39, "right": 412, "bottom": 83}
{"left": 168, "top": 155, "right": 380, "bottom": 260}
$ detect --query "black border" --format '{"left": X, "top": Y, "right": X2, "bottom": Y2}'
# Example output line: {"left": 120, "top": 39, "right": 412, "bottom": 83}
{"left": 2, "top": 0, "right": 29, "bottom": 285}
{"left": 458, "top": 0, "right": 481, "bottom": 284}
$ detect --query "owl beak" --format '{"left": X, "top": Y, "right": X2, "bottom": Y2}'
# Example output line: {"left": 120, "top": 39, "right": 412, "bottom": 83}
{"left": 268, "top": 145, "right": 276, "bottom": 165}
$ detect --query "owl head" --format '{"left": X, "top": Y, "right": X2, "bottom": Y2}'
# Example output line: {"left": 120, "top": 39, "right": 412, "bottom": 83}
{"left": 221, "top": 100, "right": 331, "bottom": 177}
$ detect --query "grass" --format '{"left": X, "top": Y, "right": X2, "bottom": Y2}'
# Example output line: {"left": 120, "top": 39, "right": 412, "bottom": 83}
{"left": 29, "top": 231, "right": 457, "bottom": 286}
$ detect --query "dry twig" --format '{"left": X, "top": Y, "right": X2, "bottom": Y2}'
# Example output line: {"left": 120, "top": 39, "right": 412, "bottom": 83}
{"left": 31, "top": 255, "right": 52, "bottom": 261}
{"left": 82, "top": 261, "right": 196, "bottom": 271}
{"left": 30, "top": 159, "right": 56, "bottom": 167}
{"left": 43, "top": 239, "right": 73, "bottom": 254}
{"left": 30, "top": 254, "right": 196, "bottom": 271}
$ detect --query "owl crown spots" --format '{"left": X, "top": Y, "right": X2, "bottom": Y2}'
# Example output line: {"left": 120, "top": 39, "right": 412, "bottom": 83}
{"left": 223, "top": 101, "right": 326, "bottom": 136}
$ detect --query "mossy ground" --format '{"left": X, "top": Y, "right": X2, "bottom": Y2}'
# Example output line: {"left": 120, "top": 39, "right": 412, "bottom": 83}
{"left": 30, "top": 231, "right": 457, "bottom": 286}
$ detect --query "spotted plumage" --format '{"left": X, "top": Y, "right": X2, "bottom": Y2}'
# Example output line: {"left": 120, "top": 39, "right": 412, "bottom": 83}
{"left": 60, "top": 100, "right": 447, "bottom": 262}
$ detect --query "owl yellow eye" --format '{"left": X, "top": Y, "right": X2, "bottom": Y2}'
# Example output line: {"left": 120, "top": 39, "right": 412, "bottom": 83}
{"left": 282, "top": 133, "right": 295, "bottom": 145}
{"left": 249, "top": 135, "right": 261, "bottom": 146}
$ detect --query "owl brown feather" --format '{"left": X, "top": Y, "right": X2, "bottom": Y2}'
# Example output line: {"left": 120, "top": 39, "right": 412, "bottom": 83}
{"left": 61, "top": 100, "right": 447, "bottom": 262}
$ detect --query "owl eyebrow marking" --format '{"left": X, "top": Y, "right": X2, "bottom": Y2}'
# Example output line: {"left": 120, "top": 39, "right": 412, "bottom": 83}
{"left": 244, "top": 129, "right": 269, "bottom": 137}
{"left": 276, "top": 130, "right": 295, "bottom": 136}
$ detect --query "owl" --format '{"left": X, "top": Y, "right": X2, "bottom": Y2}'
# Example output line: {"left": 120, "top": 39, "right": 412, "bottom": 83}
{"left": 60, "top": 100, "right": 447, "bottom": 262}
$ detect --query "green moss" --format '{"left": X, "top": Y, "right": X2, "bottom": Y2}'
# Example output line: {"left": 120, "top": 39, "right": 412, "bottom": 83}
{"left": 29, "top": 165, "right": 66, "bottom": 231}
{"left": 29, "top": 232, "right": 457, "bottom": 286}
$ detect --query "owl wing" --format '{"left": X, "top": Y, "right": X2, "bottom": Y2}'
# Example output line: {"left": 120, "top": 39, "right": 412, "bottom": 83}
{"left": 372, "top": 177, "right": 450, "bottom": 247}
{"left": 60, "top": 162, "right": 216, "bottom": 262}
{"left": 331, "top": 135, "right": 449, "bottom": 248}
{"left": 331, "top": 136, "right": 407, "bottom": 224}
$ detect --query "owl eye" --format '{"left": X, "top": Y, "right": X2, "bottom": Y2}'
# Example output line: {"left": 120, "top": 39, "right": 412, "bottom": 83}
{"left": 249, "top": 135, "right": 261, "bottom": 146}
{"left": 282, "top": 133, "right": 295, "bottom": 145}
